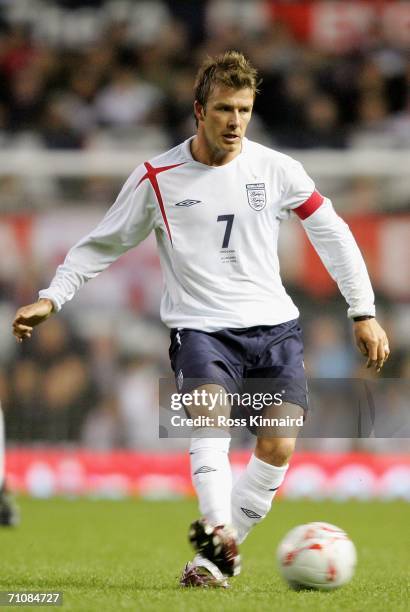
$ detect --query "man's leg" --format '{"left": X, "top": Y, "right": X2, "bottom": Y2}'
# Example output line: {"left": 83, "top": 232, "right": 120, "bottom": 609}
{"left": 0, "top": 404, "right": 19, "bottom": 526}
{"left": 187, "top": 384, "right": 232, "bottom": 526}
{"left": 168, "top": 331, "right": 237, "bottom": 526}
{"left": 181, "top": 384, "right": 240, "bottom": 585}
{"left": 0, "top": 405, "right": 4, "bottom": 492}
{"left": 231, "top": 402, "right": 303, "bottom": 544}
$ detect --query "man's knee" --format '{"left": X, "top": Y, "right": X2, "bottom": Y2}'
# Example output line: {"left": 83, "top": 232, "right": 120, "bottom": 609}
{"left": 185, "top": 384, "right": 231, "bottom": 423}
{"left": 255, "top": 437, "right": 296, "bottom": 466}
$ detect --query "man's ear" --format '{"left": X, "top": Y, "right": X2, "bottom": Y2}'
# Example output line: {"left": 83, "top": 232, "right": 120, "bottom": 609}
{"left": 194, "top": 100, "right": 205, "bottom": 123}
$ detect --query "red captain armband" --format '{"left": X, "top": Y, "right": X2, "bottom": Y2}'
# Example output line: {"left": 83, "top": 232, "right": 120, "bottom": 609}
{"left": 294, "top": 190, "right": 324, "bottom": 220}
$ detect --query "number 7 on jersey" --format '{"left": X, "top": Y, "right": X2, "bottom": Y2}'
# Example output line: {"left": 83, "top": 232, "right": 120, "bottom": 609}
{"left": 217, "top": 214, "right": 234, "bottom": 249}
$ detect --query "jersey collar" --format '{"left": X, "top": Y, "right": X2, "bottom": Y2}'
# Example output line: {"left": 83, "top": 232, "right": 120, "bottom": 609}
{"left": 183, "top": 136, "right": 247, "bottom": 169}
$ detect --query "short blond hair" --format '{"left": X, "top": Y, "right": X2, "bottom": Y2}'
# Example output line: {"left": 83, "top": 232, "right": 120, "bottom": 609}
{"left": 194, "top": 50, "right": 260, "bottom": 108}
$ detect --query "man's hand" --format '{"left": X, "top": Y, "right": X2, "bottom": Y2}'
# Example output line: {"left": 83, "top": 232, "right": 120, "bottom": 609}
{"left": 353, "top": 318, "right": 390, "bottom": 372}
{"left": 12, "top": 298, "right": 54, "bottom": 342}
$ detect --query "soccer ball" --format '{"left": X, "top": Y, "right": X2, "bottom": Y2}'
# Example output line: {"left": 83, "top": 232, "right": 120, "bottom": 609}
{"left": 277, "top": 521, "right": 357, "bottom": 590}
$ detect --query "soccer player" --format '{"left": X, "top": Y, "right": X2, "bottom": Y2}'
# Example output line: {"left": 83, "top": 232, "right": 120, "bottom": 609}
{"left": 0, "top": 405, "right": 19, "bottom": 526}
{"left": 12, "top": 52, "right": 389, "bottom": 587}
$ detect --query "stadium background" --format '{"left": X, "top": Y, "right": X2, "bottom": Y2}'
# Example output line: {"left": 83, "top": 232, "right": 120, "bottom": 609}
{"left": 0, "top": 0, "right": 409, "bottom": 501}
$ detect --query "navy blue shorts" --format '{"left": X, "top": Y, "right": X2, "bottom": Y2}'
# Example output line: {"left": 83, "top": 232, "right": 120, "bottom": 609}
{"left": 169, "top": 319, "right": 308, "bottom": 413}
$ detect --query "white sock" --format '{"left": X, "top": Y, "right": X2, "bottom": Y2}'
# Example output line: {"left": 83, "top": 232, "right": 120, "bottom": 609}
{"left": 231, "top": 454, "right": 288, "bottom": 543}
{"left": 0, "top": 405, "right": 5, "bottom": 489}
{"left": 190, "top": 429, "right": 232, "bottom": 526}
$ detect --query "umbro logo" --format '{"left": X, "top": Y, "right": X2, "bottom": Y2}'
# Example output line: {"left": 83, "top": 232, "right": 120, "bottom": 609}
{"left": 194, "top": 466, "right": 217, "bottom": 475}
{"left": 175, "top": 199, "right": 202, "bottom": 207}
{"left": 240, "top": 507, "right": 262, "bottom": 519}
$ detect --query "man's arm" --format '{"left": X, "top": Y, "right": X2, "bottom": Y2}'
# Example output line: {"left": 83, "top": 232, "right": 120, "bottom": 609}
{"left": 297, "top": 197, "right": 390, "bottom": 371}
{"left": 12, "top": 165, "right": 155, "bottom": 341}
{"left": 280, "top": 158, "right": 389, "bottom": 372}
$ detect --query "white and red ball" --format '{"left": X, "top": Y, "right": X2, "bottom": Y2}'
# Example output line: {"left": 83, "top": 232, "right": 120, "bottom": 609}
{"left": 277, "top": 522, "right": 357, "bottom": 590}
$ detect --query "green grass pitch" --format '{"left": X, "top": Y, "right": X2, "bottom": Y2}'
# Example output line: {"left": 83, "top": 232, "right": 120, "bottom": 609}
{"left": 0, "top": 498, "right": 409, "bottom": 611}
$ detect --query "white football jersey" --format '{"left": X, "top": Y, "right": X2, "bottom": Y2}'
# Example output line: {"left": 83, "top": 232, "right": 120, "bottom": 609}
{"left": 39, "top": 137, "right": 375, "bottom": 330}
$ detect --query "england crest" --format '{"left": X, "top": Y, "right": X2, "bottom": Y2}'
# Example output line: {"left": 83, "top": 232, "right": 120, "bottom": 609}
{"left": 246, "top": 183, "right": 266, "bottom": 211}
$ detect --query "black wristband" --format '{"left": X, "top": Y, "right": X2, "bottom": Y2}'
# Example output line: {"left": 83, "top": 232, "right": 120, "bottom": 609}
{"left": 352, "top": 315, "right": 375, "bottom": 322}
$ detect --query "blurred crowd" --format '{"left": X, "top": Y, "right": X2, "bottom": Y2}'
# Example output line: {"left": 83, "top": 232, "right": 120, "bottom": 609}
{"left": 0, "top": 0, "right": 410, "bottom": 152}
{"left": 1, "top": 314, "right": 165, "bottom": 448}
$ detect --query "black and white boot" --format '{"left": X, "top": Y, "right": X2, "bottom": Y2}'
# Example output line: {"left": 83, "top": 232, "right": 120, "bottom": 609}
{"left": 188, "top": 518, "right": 241, "bottom": 577}
{"left": 0, "top": 485, "right": 19, "bottom": 527}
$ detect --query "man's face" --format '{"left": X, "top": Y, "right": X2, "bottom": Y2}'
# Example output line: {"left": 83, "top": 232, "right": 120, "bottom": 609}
{"left": 195, "top": 85, "right": 254, "bottom": 158}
